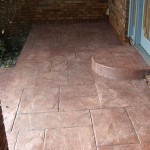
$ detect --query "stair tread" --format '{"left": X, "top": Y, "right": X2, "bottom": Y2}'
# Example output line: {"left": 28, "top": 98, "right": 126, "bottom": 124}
{"left": 92, "top": 46, "right": 150, "bottom": 80}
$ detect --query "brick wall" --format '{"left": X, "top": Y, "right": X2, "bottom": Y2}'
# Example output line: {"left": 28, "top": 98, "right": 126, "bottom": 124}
{"left": 0, "top": 1, "right": 32, "bottom": 33}
{"left": 0, "top": 0, "right": 108, "bottom": 33}
{"left": 1, "top": 0, "right": 130, "bottom": 43}
{"left": 0, "top": 103, "right": 8, "bottom": 150}
{"left": 33, "top": 0, "right": 108, "bottom": 24}
{"left": 108, "top": 0, "right": 129, "bottom": 44}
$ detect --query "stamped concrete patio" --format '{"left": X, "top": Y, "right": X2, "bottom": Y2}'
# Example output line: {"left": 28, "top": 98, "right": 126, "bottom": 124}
{"left": 1, "top": 23, "right": 150, "bottom": 150}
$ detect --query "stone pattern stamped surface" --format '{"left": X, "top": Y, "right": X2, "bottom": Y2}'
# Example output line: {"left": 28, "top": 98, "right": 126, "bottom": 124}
{"left": 0, "top": 23, "right": 150, "bottom": 150}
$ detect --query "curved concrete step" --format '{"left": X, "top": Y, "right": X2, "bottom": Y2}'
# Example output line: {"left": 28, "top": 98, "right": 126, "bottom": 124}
{"left": 92, "top": 47, "right": 150, "bottom": 80}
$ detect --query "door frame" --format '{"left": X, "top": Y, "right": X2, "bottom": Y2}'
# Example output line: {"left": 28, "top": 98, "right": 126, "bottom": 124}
{"left": 128, "top": 0, "right": 144, "bottom": 45}
{"left": 128, "top": 0, "right": 150, "bottom": 64}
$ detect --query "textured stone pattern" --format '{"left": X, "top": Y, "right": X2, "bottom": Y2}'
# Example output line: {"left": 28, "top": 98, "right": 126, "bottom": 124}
{"left": 108, "top": 0, "right": 129, "bottom": 44}
{"left": 92, "top": 46, "right": 150, "bottom": 80}
{"left": 0, "top": 104, "right": 8, "bottom": 150}
{"left": 0, "top": 23, "right": 150, "bottom": 149}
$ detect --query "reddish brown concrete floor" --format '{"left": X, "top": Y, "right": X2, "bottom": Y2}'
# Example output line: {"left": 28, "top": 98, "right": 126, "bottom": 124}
{"left": 92, "top": 46, "right": 150, "bottom": 80}
{"left": 0, "top": 23, "right": 150, "bottom": 150}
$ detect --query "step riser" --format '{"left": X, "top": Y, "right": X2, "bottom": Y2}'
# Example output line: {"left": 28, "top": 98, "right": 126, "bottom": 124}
{"left": 92, "top": 49, "right": 150, "bottom": 80}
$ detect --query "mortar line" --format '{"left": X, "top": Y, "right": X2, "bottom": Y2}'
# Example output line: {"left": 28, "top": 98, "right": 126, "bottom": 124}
{"left": 14, "top": 131, "right": 19, "bottom": 150}
{"left": 11, "top": 89, "right": 24, "bottom": 131}
{"left": 58, "top": 86, "right": 61, "bottom": 112}
{"left": 89, "top": 110, "right": 98, "bottom": 150}
{"left": 91, "top": 71, "right": 102, "bottom": 108}
{"left": 42, "top": 129, "right": 46, "bottom": 150}
{"left": 125, "top": 108, "right": 141, "bottom": 144}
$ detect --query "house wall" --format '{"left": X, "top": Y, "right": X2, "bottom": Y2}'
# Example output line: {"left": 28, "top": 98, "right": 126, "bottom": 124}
{"left": 1, "top": 0, "right": 130, "bottom": 44}
{"left": 0, "top": 0, "right": 108, "bottom": 33}
{"left": 33, "top": 0, "right": 108, "bottom": 23}
{"left": 0, "top": 105, "right": 8, "bottom": 150}
{"left": 108, "top": 0, "right": 129, "bottom": 44}
{"left": 0, "top": 1, "right": 32, "bottom": 32}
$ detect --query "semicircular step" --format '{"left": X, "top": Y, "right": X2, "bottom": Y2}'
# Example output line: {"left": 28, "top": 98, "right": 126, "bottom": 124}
{"left": 92, "top": 47, "right": 150, "bottom": 80}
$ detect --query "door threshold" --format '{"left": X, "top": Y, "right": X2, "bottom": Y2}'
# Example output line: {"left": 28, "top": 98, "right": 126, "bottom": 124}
{"left": 134, "top": 45, "right": 150, "bottom": 65}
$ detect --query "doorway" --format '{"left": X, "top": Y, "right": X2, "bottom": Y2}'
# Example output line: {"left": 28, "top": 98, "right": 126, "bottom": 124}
{"left": 128, "top": 0, "right": 150, "bottom": 55}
